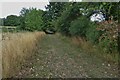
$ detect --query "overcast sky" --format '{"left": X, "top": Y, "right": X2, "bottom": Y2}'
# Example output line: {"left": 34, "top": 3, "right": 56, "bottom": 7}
{"left": 0, "top": 0, "right": 82, "bottom": 18}
{"left": 1, "top": 0, "right": 117, "bottom": 18}
{"left": 0, "top": 1, "right": 49, "bottom": 18}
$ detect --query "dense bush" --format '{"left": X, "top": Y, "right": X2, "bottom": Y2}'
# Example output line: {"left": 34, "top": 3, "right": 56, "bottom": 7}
{"left": 55, "top": 9, "right": 71, "bottom": 35}
{"left": 53, "top": 3, "right": 82, "bottom": 36}
{"left": 4, "top": 15, "right": 20, "bottom": 26}
{"left": 24, "top": 9, "right": 43, "bottom": 31}
{"left": 42, "top": 23, "right": 56, "bottom": 33}
{"left": 69, "top": 16, "right": 89, "bottom": 37}
{"left": 97, "top": 21, "right": 118, "bottom": 53}
{"left": 86, "top": 22, "right": 102, "bottom": 44}
{"left": 19, "top": 8, "right": 43, "bottom": 31}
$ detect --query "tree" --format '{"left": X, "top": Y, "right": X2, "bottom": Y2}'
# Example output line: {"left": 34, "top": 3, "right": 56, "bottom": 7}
{"left": 0, "top": 18, "right": 4, "bottom": 26}
{"left": 4, "top": 15, "right": 20, "bottom": 26}
{"left": 79, "top": 2, "right": 119, "bottom": 21}
{"left": 19, "top": 8, "right": 44, "bottom": 31}
{"left": 54, "top": 2, "right": 83, "bottom": 35}
{"left": 19, "top": 8, "right": 29, "bottom": 30}
{"left": 25, "top": 8, "right": 43, "bottom": 31}
{"left": 42, "top": 2, "right": 66, "bottom": 31}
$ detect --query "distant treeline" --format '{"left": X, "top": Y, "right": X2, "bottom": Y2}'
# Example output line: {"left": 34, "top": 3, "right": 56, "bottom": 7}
{"left": 0, "top": 7, "right": 44, "bottom": 31}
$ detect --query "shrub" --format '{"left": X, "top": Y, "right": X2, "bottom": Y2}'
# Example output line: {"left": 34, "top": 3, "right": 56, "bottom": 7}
{"left": 69, "top": 16, "right": 89, "bottom": 37}
{"left": 19, "top": 8, "right": 43, "bottom": 31}
{"left": 86, "top": 22, "right": 102, "bottom": 44}
{"left": 97, "top": 20, "right": 118, "bottom": 53}
{"left": 55, "top": 10, "right": 71, "bottom": 35}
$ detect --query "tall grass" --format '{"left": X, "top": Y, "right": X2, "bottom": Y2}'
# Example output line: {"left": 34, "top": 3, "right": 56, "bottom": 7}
{"left": 2, "top": 32, "right": 45, "bottom": 78}
{"left": 71, "top": 37, "right": 118, "bottom": 64}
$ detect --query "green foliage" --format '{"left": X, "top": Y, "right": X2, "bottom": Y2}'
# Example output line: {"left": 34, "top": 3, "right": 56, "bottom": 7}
{"left": 86, "top": 23, "right": 102, "bottom": 44}
{"left": 42, "top": 23, "right": 56, "bottom": 32}
{"left": 19, "top": 8, "right": 29, "bottom": 30}
{"left": 25, "top": 8, "right": 43, "bottom": 31}
{"left": 0, "top": 18, "right": 4, "bottom": 26}
{"left": 52, "top": 2, "right": 118, "bottom": 54}
{"left": 55, "top": 3, "right": 82, "bottom": 35}
{"left": 97, "top": 21, "right": 118, "bottom": 53}
{"left": 69, "top": 16, "right": 89, "bottom": 37}
{"left": 44, "top": 2, "right": 66, "bottom": 21}
{"left": 4, "top": 15, "right": 20, "bottom": 26}
{"left": 99, "top": 2, "right": 119, "bottom": 20}
{"left": 19, "top": 8, "right": 43, "bottom": 31}
{"left": 42, "top": 2, "right": 66, "bottom": 32}
{"left": 56, "top": 9, "right": 70, "bottom": 35}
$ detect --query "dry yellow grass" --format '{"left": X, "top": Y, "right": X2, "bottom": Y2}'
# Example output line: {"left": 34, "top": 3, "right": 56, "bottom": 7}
{"left": 71, "top": 37, "right": 95, "bottom": 53}
{"left": 2, "top": 32, "right": 45, "bottom": 78}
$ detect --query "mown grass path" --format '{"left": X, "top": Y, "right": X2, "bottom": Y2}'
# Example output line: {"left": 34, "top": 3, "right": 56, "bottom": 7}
{"left": 15, "top": 34, "right": 118, "bottom": 78}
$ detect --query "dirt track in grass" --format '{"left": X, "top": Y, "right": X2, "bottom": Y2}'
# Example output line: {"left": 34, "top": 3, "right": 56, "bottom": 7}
{"left": 15, "top": 34, "right": 118, "bottom": 78}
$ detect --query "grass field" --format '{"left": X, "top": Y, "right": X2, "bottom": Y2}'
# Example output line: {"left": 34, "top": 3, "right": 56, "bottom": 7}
{"left": 2, "top": 32, "right": 45, "bottom": 78}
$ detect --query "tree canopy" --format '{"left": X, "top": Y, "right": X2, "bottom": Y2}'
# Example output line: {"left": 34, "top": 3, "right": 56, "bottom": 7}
{"left": 19, "top": 7, "right": 44, "bottom": 31}
{"left": 4, "top": 15, "right": 20, "bottom": 26}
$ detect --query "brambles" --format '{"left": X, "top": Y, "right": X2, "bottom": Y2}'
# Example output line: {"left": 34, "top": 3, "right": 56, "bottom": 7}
{"left": 97, "top": 20, "right": 118, "bottom": 53}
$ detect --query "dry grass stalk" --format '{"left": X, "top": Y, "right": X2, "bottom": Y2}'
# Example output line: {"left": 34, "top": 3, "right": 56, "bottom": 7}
{"left": 2, "top": 32, "right": 45, "bottom": 78}
{"left": 71, "top": 37, "right": 95, "bottom": 54}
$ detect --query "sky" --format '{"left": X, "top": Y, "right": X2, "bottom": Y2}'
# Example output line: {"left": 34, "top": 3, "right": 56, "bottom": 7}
{"left": 0, "top": 0, "right": 49, "bottom": 18}
{"left": 0, "top": 0, "right": 83, "bottom": 18}
{"left": 0, "top": 0, "right": 117, "bottom": 18}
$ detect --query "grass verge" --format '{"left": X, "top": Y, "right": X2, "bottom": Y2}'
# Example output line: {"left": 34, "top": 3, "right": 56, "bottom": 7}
{"left": 71, "top": 36, "right": 118, "bottom": 64}
{"left": 2, "top": 32, "right": 45, "bottom": 78}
